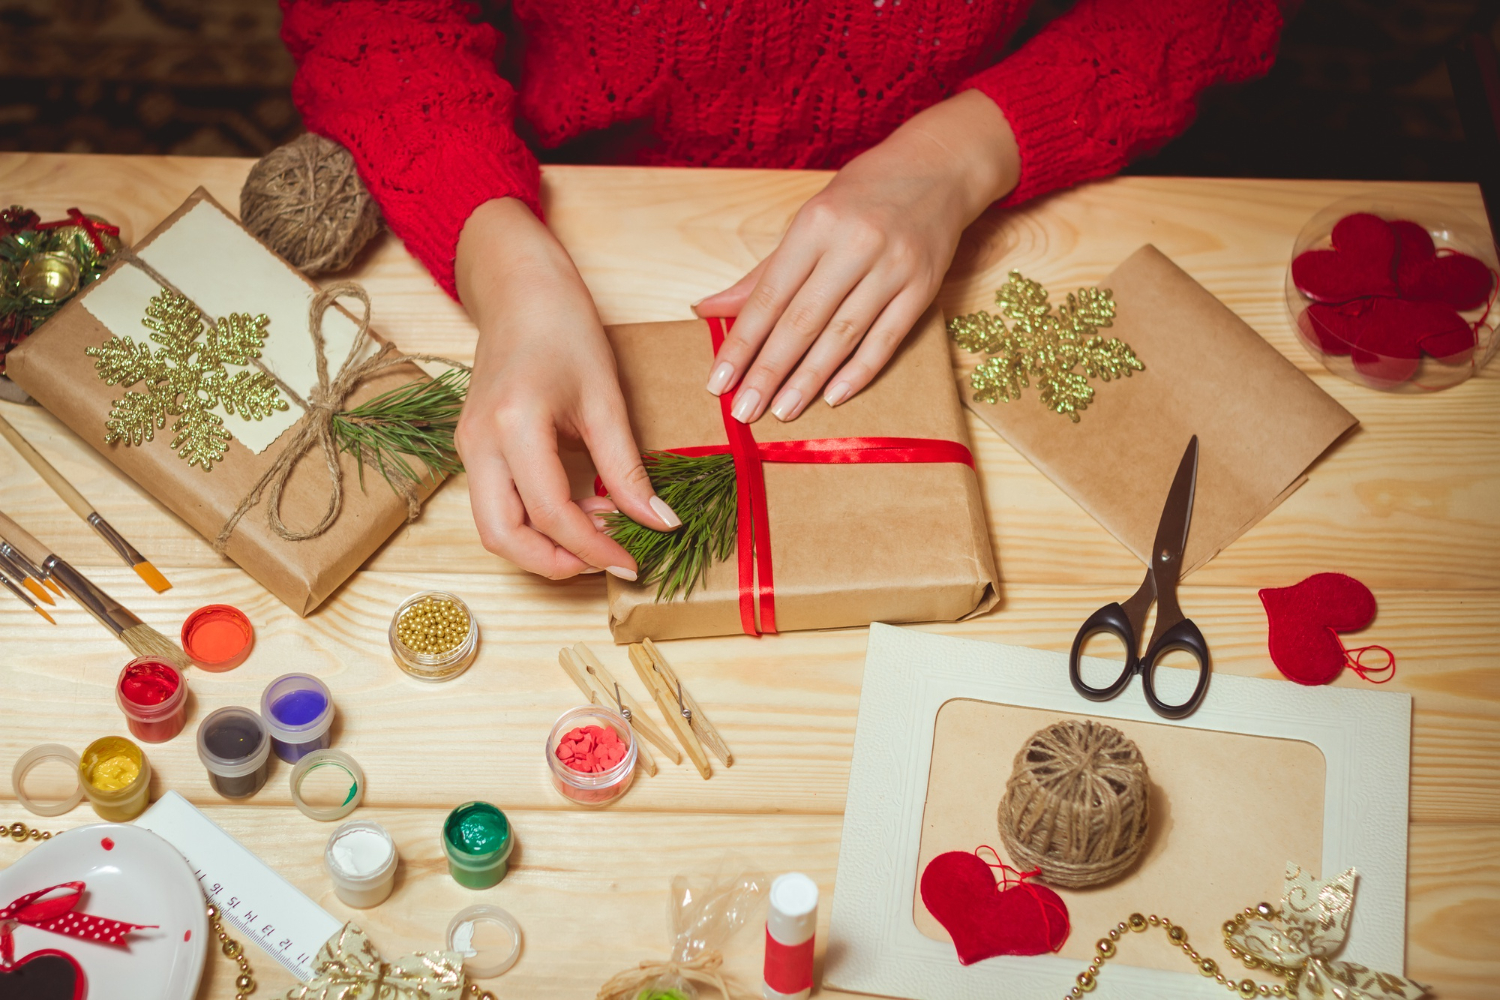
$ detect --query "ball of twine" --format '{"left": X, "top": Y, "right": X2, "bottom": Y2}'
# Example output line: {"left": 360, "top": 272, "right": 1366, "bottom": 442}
{"left": 239, "top": 132, "right": 382, "bottom": 275}
{"left": 997, "top": 719, "right": 1150, "bottom": 889}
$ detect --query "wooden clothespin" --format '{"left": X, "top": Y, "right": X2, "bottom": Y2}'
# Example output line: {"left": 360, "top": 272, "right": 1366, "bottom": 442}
{"left": 571, "top": 643, "right": 682, "bottom": 765}
{"left": 642, "top": 638, "right": 733, "bottom": 767}
{"left": 630, "top": 643, "right": 711, "bottom": 780}
{"left": 558, "top": 647, "right": 657, "bottom": 776}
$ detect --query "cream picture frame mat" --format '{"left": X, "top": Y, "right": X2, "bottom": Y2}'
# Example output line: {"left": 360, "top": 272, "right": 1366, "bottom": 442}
{"left": 914, "top": 700, "right": 1326, "bottom": 974}
{"left": 824, "top": 625, "right": 1412, "bottom": 1000}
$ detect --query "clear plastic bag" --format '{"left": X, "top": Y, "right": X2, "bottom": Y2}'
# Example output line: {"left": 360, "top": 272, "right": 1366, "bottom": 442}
{"left": 597, "top": 870, "right": 766, "bottom": 1000}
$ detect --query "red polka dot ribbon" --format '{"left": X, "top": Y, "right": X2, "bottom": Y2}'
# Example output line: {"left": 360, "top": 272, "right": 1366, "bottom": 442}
{"left": 0, "top": 881, "right": 156, "bottom": 964}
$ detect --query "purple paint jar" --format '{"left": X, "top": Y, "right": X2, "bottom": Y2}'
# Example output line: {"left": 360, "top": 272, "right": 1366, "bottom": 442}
{"left": 260, "top": 673, "right": 335, "bottom": 764}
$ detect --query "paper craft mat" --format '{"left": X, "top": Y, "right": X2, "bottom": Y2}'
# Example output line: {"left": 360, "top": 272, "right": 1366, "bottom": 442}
{"left": 913, "top": 699, "right": 1325, "bottom": 974}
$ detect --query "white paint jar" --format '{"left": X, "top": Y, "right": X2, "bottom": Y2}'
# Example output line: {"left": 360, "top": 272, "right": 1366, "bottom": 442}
{"left": 325, "top": 820, "right": 398, "bottom": 908}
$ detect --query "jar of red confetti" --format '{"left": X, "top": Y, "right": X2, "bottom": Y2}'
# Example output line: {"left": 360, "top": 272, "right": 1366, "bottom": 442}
{"left": 545, "top": 706, "right": 638, "bottom": 806}
{"left": 114, "top": 657, "right": 188, "bottom": 743}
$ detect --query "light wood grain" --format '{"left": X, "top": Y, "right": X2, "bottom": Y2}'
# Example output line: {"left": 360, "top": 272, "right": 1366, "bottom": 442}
{"left": 0, "top": 154, "right": 1495, "bottom": 998}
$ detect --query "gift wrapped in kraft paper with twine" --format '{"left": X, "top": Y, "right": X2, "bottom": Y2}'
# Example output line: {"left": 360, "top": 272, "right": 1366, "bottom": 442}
{"left": 601, "top": 310, "right": 998, "bottom": 642}
{"left": 7, "top": 189, "right": 463, "bottom": 615}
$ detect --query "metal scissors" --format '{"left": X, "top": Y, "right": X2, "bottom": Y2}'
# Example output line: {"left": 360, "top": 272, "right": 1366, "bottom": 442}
{"left": 1068, "top": 435, "right": 1210, "bottom": 719}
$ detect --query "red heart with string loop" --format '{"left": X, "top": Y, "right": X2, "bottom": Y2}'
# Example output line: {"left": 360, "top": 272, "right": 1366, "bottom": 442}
{"left": 1391, "top": 220, "right": 1495, "bottom": 310}
{"left": 919, "top": 850, "right": 1069, "bottom": 964}
{"left": 1291, "top": 213, "right": 1400, "bottom": 303}
{"left": 1302, "top": 298, "right": 1475, "bottom": 386}
{"left": 1258, "top": 573, "right": 1382, "bottom": 686}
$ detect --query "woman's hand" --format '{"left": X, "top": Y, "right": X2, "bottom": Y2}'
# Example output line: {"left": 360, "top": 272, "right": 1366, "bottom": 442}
{"left": 455, "top": 197, "right": 680, "bottom": 580}
{"left": 694, "top": 90, "right": 1021, "bottom": 422}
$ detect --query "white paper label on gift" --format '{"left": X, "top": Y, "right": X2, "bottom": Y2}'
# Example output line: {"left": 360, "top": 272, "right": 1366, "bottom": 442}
{"left": 137, "top": 791, "right": 342, "bottom": 980}
{"left": 81, "top": 198, "right": 370, "bottom": 455}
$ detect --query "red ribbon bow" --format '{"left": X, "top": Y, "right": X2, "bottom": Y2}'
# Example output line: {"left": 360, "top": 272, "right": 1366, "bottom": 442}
{"left": 0, "top": 882, "right": 155, "bottom": 964}
{"left": 35, "top": 207, "right": 121, "bottom": 256}
{"left": 602, "top": 317, "right": 976, "bottom": 636}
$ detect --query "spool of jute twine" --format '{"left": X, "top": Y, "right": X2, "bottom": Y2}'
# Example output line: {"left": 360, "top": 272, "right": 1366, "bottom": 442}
{"left": 998, "top": 719, "right": 1150, "bottom": 888}
{"left": 240, "top": 132, "right": 382, "bottom": 274}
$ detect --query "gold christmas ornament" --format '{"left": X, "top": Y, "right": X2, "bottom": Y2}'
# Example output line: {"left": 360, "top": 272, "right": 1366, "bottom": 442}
{"left": 17, "top": 252, "right": 81, "bottom": 303}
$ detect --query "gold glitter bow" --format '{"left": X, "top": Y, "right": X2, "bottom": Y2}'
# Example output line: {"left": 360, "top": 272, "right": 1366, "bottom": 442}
{"left": 1228, "top": 864, "right": 1427, "bottom": 999}
{"left": 282, "top": 923, "right": 467, "bottom": 1000}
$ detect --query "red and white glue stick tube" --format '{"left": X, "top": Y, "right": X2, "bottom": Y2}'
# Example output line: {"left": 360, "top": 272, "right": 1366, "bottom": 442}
{"left": 764, "top": 872, "right": 819, "bottom": 1000}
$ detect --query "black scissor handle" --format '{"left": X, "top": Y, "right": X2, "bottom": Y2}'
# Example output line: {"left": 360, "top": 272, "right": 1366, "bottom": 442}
{"left": 1069, "top": 602, "right": 1139, "bottom": 702}
{"left": 1140, "top": 617, "right": 1211, "bottom": 719}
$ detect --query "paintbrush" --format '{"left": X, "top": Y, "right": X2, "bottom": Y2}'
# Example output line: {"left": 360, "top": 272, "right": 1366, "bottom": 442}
{"left": 0, "top": 558, "right": 55, "bottom": 624}
{"left": 0, "top": 410, "right": 171, "bottom": 592}
{"left": 0, "top": 509, "right": 187, "bottom": 668}
{"left": 0, "top": 539, "right": 64, "bottom": 599}
{"left": 0, "top": 546, "right": 54, "bottom": 606}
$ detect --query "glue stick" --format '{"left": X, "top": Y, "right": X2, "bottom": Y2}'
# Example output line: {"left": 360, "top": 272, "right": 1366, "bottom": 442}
{"left": 763, "top": 872, "right": 818, "bottom": 1000}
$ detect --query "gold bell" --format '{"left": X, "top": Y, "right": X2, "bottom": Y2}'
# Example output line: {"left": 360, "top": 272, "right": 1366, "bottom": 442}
{"left": 17, "top": 252, "right": 80, "bottom": 303}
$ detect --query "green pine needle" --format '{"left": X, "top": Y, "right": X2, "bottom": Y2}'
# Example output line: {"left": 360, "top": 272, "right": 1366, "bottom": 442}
{"left": 604, "top": 451, "right": 737, "bottom": 601}
{"left": 332, "top": 366, "right": 468, "bottom": 493}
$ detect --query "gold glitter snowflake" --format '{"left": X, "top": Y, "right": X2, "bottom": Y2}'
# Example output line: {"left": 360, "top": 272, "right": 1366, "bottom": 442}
{"left": 948, "top": 271, "right": 1143, "bottom": 422}
{"left": 85, "top": 289, "right": 287, "bottom": 470}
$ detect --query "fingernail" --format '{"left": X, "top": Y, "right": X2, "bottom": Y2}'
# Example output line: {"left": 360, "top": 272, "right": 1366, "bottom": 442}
{"left": 649, "top": 495, "right": 683, "bottom": 529}
{"left": 771, "top": 388, "right": 803, "bottom": 421}
{"left": 825, "top": 380, "right": 853, "bottom": 407}
{"left": 706, "top": 361, "right": 735, "bottom": 395}
{"left": 581, "top": 566, "right": 604, "bottom": 574}
{"left": 606, "top": 566, "right": 639, "bottom": 581}
{"left": 731, "top": 387, "right": 761, "bottom": 423}
{"left": 591, "top": 514, "right": 610, "bottom": 532}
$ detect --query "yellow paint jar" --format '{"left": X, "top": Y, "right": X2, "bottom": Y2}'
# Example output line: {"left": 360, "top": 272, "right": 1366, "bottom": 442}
{"left": 79, "top": 735, "right": 152, "bottom": 821}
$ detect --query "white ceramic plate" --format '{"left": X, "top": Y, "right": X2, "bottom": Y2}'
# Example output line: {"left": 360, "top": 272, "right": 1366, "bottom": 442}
{"left": 0, "top": 823, "right": 207, "bottom": 1000}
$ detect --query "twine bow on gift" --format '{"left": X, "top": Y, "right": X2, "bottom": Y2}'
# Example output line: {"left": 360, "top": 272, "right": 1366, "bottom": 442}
{"left": 283, "top": 923, "right": 466, "bottom": 1000}
{"left": 1228, "top": 864, "right": 1428, "bottom": 999}
{"left": 0, "top": 881, "right": 156, "bottom": 964}
{"left": 596, "top": 950, "right": 742, "bottom": 1000}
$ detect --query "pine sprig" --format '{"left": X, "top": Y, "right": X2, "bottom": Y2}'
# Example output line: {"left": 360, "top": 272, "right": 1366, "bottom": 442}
{"left": 332, "top": 366, "right": 468, "bottom": 492}
{"left": 604, "top": 451, "right": 737, "bottom": 601}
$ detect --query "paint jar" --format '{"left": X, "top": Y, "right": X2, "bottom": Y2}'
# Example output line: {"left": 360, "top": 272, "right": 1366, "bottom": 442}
{"left": 12, "top": 744, "right": 83, "bottom": 817}
{"left": 446, "top": 904, "right": 523, "bottom": 979}
{"left": 78, "top": 736, "right": 151, "bottom": 821}
{"left": 388, "top": 591, "right": 479, "bottom": 682}
{"left": 442, "top": 801, "right": 514, "bottom": 890}
{"left": 545, "top": 706, "right": 638, "bottom": 807}
{"left": 114, "top": 657, "right": 188, "bottom": 743}
{"left": 763, "top": 873, "right": 819, "bottom": 1000}
{"left": 196, "top": 707, "right": 272, "bottom": 799}
{"left": 260, "top": 673, "right": 335, "bottom": 763}
{"left": 181, "top": 604, "right": 255, "bottom": 671}
{"left": 325, "top": 820, "right": 398, "bottom": 908}
{"left": 290, "top": 749, "right": 365, "bottom": 822}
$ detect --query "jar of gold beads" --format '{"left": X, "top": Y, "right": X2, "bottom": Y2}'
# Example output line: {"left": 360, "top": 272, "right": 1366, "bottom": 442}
{"left": 389, "top": 591, "right": 479, "bottom": 682}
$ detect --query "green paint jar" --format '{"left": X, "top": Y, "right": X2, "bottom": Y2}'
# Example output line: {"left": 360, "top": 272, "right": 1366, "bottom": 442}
{"left": 442, "top": 801, "right": 514, "bottom": 889}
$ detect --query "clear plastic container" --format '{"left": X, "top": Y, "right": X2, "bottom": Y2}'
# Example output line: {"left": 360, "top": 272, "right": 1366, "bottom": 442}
{"left": 260, "top": 672, "right": 335, "bottom": 763}
{"left": 115, "top": 656, "right": 188, "bottom": 744}
{"left": 78, "top": 735, "right": 151, "bottom": 821}
{"left": 545, "top": 706, "right": 638, "bottom": 807}
{"left": 13, "top": 743, "right": 82, "bottom": 817}
{"left": 442, "top": 801, "right": 514, "bottom": 889}
{"left": 196, "top": 706, "right": 272, "bottom": 799}
{"left": 388, "top": 591, "right": 479, "bottom": 682}
{"left": 1286, "top": 193, "right": 1499, "bottom": 392}
{"left": 290, "top": 749, "right": 365, "bottom": 821}
{"left": 325, "top": 820, "right": 398, "bottom": 908}
{"left": 447, "top": 904, "right": 523, "bottom": 979}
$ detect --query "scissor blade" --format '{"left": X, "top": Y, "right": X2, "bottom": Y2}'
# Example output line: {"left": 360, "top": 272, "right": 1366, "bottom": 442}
{"left": 1150, "top": 435, "right": 1198, "bottom": 582}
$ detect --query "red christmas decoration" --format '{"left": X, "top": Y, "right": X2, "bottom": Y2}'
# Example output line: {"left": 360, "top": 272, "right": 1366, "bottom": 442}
{"left": 1258, "top": 572, "right": 1394, "bottom": 686}
{"left": 919, "top": 848, "right": 1069, "bottom": 965}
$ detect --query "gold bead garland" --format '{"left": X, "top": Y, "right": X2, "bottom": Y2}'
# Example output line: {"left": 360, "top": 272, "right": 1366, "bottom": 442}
{"left": 1064, "top": 910, "right": 1294, "bottom": 999}
{"left": 396, "top": 596, "right": 470, "bottom": 655}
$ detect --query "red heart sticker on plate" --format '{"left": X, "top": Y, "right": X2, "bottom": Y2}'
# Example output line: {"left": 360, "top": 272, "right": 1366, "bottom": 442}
{"left": 920, "top": 850, "right": 1069, "bottom": 964}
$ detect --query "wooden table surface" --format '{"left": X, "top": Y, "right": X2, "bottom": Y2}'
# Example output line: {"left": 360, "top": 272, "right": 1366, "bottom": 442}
{"left": 0, "top": 154, "right": 1496, "bottom": 999}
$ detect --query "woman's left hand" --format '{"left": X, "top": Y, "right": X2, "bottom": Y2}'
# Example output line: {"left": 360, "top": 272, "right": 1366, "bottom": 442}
{"left": 693, "top": 89, "right": 1021, "bottom": 423}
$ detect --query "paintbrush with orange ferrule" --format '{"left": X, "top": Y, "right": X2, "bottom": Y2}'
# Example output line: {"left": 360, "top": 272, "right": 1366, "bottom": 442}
{"left": 0, "top": 410, "right": 171, "bottom": 592}
{"left": 0, "top": 558, "right": 55, "bottom": 624}
{"left": 0, "top": 547, "right": 53, "bottom": 605}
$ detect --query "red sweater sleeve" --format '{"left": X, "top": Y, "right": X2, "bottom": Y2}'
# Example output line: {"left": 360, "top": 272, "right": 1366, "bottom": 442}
{"left": 280, "top": 0, "right": 540, "bottom": 297}
{"left": 962, "top": 0, "right": 1286, "bottom": 205}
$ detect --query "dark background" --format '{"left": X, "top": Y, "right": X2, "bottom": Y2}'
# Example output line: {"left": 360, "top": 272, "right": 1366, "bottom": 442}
{"left": 0, "top": 0, "right": 1495, "bottom": 181}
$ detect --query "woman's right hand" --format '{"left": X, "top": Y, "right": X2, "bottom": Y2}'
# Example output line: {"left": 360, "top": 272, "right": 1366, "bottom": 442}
{"left": 454, "top": 197, "right": 680, "bottom": 580}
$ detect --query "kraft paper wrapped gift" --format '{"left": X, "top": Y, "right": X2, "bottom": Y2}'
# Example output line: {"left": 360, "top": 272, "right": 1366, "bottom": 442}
{"left": 603, "top": 309, "right": 999, "bottom": 642}
{"left": 6, "top": 189, "right": 437, "bottom": 615}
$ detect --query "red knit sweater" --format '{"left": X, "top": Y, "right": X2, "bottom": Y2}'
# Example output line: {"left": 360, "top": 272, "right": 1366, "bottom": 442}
{"left": 281, "top": 0, "right": 1285, "bottom": 297}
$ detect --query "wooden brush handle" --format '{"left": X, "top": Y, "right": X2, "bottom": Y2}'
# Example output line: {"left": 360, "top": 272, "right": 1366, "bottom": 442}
{"left": 0, "top": 509, "right": 53, "bottom": 566}
{"left": 0, "top": 412, "right": 93, "bottom": 519}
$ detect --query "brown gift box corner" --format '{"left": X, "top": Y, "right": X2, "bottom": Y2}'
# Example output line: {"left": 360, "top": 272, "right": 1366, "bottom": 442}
{"left": 602, "top": 309, "right": 999, "bottom": 642}
{"left": 6, "top": 188, "right": 436, "bottom": 616}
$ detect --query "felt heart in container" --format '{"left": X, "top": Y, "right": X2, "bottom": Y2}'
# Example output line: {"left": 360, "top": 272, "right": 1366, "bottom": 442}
{"left": 1258, "top": 572, "right": 1376, "bottom": 685}
{"left": 920, "top": 850, "right": 1069, "bottom": 964}
{"left": 1291, "top": 213, "right": 1400, "bottom": 303}
{"left": 1302, "top": 299, "right": 1475, "bottom": 385}
{"left": 1391, "top": 220, "right": 1496, "bottom": 310}
{"left": 0, "top": 949, "right": 86, "bottom": 1000}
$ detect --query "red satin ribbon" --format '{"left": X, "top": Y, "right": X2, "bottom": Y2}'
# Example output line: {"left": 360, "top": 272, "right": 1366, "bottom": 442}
{"left": 0, "top": 881, "right": 156, "bottom": 964}
{"left": 35, "top": 207, "right": 120, "bottom": 256}
{"left": 600, "top": 317, "right": 975, "bottom": 636}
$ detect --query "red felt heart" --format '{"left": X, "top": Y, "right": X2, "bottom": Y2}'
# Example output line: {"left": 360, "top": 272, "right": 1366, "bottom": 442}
{"left": 0, "top": 949, "right": 86, "bottom": 1000}
{"left": 1258, "top": 573, "right": 1376, "bottom": 685}
{"left": 919, "top": 851, "right": 1069, "bottom": 964}
{"left": 1291, "top": 213, "right": 1400, "bottom": 303}
{"left": 1302, "top": 298, "right": 1475, "bottom": 386}
{"left": 1391, "top": 220, "right": 1495, "bottom": 310}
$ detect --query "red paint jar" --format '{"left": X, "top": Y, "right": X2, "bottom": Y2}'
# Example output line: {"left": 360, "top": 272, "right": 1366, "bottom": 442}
{"left": 115, "top": 657, "right": 188, "bottom": 743}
